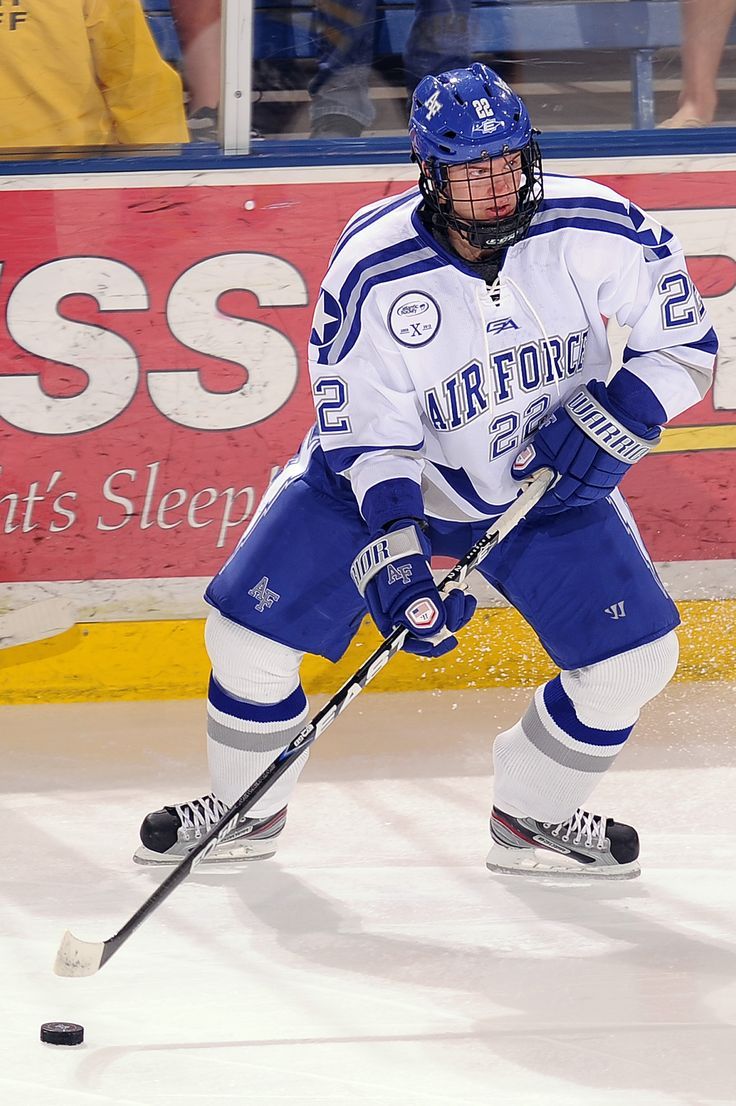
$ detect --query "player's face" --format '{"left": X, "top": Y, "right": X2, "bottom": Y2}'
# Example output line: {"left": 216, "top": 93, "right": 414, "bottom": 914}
{"left": 444, "top": 153, "right": 523, "bottom": 223}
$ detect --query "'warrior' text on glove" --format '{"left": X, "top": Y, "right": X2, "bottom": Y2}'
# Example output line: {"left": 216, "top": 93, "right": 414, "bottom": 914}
{"left": 512, "top": 380, "right": 661, "bottom": 513}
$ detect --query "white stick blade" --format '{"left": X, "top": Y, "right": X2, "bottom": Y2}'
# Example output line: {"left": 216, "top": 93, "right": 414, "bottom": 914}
{"left": 0, "top": 598, "right": 76, "bottom": 650}
{"left": 54, "top": 930, "right": 104, "bottom": 977}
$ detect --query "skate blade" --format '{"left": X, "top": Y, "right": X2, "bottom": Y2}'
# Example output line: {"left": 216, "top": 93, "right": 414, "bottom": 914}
{"left": 132, "top": 845, "right": 277, "bottom": 867}
{"left": 486, "top": 848, "right": 640, "bottom": 881}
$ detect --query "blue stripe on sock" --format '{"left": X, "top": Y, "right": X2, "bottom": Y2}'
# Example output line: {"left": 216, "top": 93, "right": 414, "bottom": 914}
{"left": 208, "top": 676, "right": 307, "bottom": 724}
{"left": 543, "top": 676, "right": 633, "bottom": 747}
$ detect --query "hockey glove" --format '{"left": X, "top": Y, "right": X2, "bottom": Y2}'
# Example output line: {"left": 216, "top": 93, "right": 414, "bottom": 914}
{"left": 511, "top": 380, "right": 661, "bottom": 514}
{"left": 351, "top": 520, "right": 477, "bottom": 657}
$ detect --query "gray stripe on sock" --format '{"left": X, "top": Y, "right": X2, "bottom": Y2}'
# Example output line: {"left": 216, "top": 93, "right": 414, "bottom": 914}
{"left": 521, "top": 697, "right": 617, "bottom": 774}
{"left": 207, "top": 714, "right": 307, "bottom": 752}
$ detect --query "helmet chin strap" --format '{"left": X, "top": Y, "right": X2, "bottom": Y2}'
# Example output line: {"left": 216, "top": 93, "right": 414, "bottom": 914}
{"left": 423, "top": 208, "right": 504, "bottom": 273}
{"left": 463, "top": 216, "right": 520, "bottom": 251}
{"left": 441, "top": 203, "right": 518, "bottom": 254}
{"left": 467, "top": 220, "right": 520, "bottom": 248}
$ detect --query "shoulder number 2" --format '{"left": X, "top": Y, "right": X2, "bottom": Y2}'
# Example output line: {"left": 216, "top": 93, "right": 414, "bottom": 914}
{"left": 659, "top": 272, "right": 705, "bottom": 329}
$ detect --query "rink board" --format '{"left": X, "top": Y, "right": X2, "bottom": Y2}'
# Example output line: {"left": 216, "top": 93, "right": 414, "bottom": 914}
{"left": 0, "top": 600, "right": 734, "bottom": 704}
{"left": 0, "top": 155, "right": 734, "bottom": 700}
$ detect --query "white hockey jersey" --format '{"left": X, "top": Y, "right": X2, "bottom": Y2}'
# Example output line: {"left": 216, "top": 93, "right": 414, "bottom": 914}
{"left": 307, "top": 174, "right": 716, "bottom": 524}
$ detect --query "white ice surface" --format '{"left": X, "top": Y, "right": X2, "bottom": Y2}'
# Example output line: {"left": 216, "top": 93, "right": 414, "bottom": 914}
{"left": 2, "top": 684, "right": 736, "bottom": 1105}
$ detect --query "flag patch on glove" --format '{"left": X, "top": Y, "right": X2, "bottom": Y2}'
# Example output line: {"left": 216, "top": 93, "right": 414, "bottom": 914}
{"left": 405, "top": 597, "right": 440, "bottom": 630}
{"left": 513, "top": 443, "right": 537, "bottom": 472}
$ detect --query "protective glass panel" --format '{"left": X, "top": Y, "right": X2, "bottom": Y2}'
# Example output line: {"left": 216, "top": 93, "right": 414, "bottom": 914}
{"left": 250, "top": 0, "right": 736, "bottom": 140}
{"left": 0, "top": 0, "right": 215, "bottom": 156}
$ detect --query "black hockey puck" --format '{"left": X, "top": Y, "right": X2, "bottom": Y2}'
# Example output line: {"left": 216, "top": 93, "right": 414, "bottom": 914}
{"left": 40, "top": 1022, "right": 84, "bottom": 1046}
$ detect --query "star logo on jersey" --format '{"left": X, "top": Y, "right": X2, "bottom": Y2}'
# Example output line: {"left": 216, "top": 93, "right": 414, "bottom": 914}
{"left": 310, "top": 288, "right": 343, "bottom": 348}
{"left": 248, "top": 576, "right": 280, "bottom": 613}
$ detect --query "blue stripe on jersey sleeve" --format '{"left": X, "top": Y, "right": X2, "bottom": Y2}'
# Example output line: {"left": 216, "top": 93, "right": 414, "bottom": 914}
{"left": 539, "top": 196, "right": 629, "bottom": 217}
{"left": 628, "top": 203, "right": 674, "bottom": 246}
{"left": 622, "top": 326, "right": 719, "bottom": 361}
{"left": 531, "top": 201, "right": 674, "bottom": 256}
{"left": 329, "top": 253, "right": 446, "bottom": 363}
{"left": 323, "top": 439, "right": 424, "bottom": 474}
{"left": 338, "top": 236, "right": 427, "bottom": 314}
{"left": 683, "top": 326, "right": 719, "bottom": 355}
{"left": 527, "top": 216, "right": 641, "bottom": 245}
{"left": 331, "top": 189, "right": 420, "bottom": 266}
{"left": 317, "top": 237, "right": 435, "bottom": 366}
{"left": 642, "top": 243, "right": 675, "bottom": 261}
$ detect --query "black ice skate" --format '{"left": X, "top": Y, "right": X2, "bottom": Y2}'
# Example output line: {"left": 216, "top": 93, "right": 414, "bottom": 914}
{"left": 487, "top": 806, "right": 640, "bottom": 879}
{"left": 133, "top": 794, "right": 287, "bottom": 866}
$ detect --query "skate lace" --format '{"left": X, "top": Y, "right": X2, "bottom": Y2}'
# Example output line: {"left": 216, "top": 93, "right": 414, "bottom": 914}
{"left": 175, "top": 794, "right": 229, "bottom": 838}
{"left": 544, "top": 809, "right": 607, "bottom": 850}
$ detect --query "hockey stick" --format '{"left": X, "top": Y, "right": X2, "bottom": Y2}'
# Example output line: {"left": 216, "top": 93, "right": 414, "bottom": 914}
{"left": 54, "top": 467, "right": 554, "bottom": 977}
{"left": 0, "top": 597, "right": 76, "bottom": 651}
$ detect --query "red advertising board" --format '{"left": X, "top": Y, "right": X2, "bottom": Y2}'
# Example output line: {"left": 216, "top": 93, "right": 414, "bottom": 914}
{"left": 0, "top": 165, "right": 734, "bottom": 589}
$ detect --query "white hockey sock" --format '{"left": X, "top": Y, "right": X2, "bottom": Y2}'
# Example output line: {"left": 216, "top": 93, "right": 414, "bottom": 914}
{"left": 207, "top": 674, "right": 310, "bottom": 814}
{"left": 204, "top": 610, "right": 309, "bottom": 816}
{"left": 492, "top": 633, "right": 678, "bottom": 823}
{"left": 492, "top": 713, "right": 615, "bottom": 824}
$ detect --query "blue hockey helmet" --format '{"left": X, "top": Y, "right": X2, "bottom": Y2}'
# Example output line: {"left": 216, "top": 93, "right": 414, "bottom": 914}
{"left": 409, "top": 64, "right": 543, "bottom": 251}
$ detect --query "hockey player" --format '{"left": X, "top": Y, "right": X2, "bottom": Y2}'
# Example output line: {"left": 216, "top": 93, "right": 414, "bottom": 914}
{"left": 135, "top": 64, "right": 716, "bottom": 877}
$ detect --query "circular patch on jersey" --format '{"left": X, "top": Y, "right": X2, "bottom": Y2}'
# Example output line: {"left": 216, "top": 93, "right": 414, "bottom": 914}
{"left": 310, "top": 288, "right": 344, "bottom": 349}
{"left": 388, "top": 291, "right": 440, "bottom": 348}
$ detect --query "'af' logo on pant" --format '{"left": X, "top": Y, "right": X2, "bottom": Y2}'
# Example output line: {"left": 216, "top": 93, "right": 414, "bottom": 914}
{"left": 248, "top": 576, "right": 280, "bottom": 612}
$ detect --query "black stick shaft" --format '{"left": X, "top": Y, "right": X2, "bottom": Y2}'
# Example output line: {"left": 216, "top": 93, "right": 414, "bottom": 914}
{"left": 96, "top": 468, "right": 553, "bottom": 970}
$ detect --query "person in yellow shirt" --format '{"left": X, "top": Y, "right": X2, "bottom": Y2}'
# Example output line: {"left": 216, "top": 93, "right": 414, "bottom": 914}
{"left": 0, "top": 0, "right": 189, "bottom": 148}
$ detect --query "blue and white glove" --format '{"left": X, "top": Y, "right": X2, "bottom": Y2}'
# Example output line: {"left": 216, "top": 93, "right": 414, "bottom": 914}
{"left": 512, "top": 380, "right": 661, "bottom": 514}
{"left": 350, "top": 520, "right": 477, "bottom": 657}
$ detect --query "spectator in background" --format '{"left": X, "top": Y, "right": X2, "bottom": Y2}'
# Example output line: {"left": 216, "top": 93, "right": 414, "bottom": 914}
{"left": 660, "top": 0, "right": 736, "bottom": 127}
{"left": 169, "top": 0, "right": 221, "bottom": 141}
{"left": 0, "top": 0, "right": 188, "bottom": 149}
{"left": 310, "top": 0, "right": 472, "bottom": 138}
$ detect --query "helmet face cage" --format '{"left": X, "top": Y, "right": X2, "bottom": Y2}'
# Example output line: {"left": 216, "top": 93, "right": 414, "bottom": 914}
{"left": 418, "top": 137, "right": 543, "bottom": 252}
